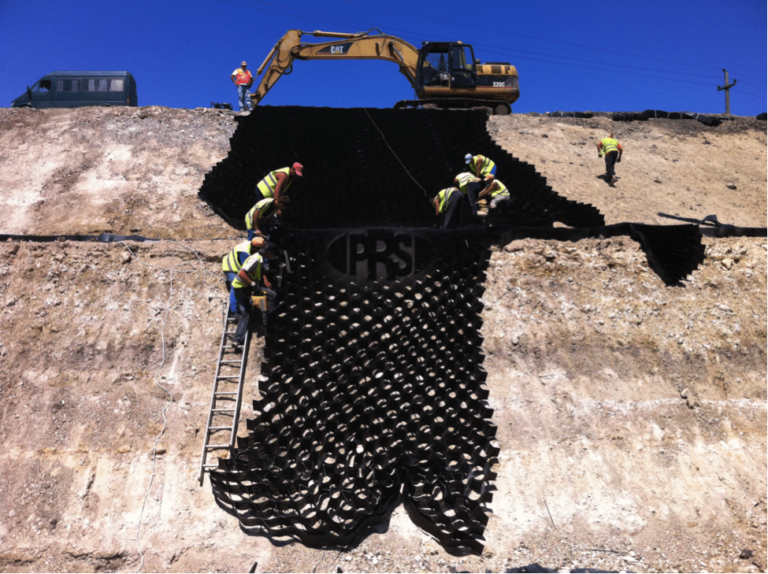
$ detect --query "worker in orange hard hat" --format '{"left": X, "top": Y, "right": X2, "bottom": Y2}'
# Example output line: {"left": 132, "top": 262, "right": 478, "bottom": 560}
{"left": 254, "top": 163, "right": 303, "bottom": 203}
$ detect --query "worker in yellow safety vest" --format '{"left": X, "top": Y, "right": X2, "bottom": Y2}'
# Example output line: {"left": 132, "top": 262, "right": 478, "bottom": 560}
{"left": 254, "top": 163, "right": 303, "bottom": 202}
{"left": 596, "top": 134, "right": 623, "bottom": 186}
{"left": 433, "top": 187, "right": 467, "bottom": 228}
{"left": 465, "top": 153, "right": 497, "bottom": 181}
{"left": 478, "top": 179, "right": 512, "bottom": 211}
{"left": 454, "top": 171, "right": 484, "bottom": 217}
{"left": 232, "top": 242, "right": 281, "bottom": 345}
{"left": 245, "top": 196, "right": 290, "bottom": 240}
{"left": 222, "top": 237, "right": 265, "bottom": 314}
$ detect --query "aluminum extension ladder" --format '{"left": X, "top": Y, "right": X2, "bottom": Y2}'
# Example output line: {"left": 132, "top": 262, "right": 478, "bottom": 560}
{"left": 198, "top": 303, "right": 250, "bottom": 485}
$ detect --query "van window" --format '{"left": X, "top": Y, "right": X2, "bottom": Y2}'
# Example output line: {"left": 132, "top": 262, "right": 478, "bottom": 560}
{"left": 32, "top": 80, "right": 51, "bottom": 93}
{"left": 85, "top": 79, "right": 109, "bottom": 92}
{"left": 56, "top": 79, "right": 80, "bottom": 92}
{"left": 110, "top": 79, "right": 124, "bottom": 92}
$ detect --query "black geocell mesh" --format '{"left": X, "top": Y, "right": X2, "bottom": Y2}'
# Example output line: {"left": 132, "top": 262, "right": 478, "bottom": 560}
{"left": 211, "top": 228, "right": 497, "bottom": 553}
{"left": 201, "top": 107, "right": 696, "bottom": 553}
{"left": 198, "top": 106, "right": 605, "bottom": 229}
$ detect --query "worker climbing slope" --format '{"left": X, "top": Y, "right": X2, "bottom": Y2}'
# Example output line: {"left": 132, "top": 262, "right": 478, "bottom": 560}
{"left": 254, "top": 163, "right": 303, "bottom": 202}
{"left": 596, "top": 134, "right": 623, "bottom": 187}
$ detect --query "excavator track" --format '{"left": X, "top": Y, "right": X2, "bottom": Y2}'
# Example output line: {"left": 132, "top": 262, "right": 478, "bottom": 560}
{"left": 394, "top": 98, "right": 511, "bottom": 115}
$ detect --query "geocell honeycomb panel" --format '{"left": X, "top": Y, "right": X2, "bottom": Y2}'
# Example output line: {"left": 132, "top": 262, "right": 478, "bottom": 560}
{"left": 210, "top": 228, "right": 497, "bottom": 553}
{"left": 198, "top": 106, "right": 604, "bottom": 229}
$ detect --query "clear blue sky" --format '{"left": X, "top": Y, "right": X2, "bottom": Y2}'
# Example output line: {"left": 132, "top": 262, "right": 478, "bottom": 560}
{"left": 1, "top": 0, "right": 765, "bottom": 115}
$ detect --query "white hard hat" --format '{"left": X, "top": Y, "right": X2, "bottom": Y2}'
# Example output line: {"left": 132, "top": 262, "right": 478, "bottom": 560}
{"left": 464, "top": 153, "right": 472, "bottom": 164}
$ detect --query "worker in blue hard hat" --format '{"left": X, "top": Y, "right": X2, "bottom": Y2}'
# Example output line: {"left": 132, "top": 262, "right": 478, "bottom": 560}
{"left": 465, "top": 153, "right": 497, "bottom": 181}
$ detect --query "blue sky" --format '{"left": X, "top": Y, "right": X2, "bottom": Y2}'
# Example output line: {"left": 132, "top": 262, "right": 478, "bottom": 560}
{"left": 1, "top": 0, "right": 765, "bottom": 115}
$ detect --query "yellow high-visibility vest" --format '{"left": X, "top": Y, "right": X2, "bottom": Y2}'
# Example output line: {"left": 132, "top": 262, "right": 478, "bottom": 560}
{"left": 489, "top": 180, "right": 510, "bottom": 198}
{"left": 232, "top": 253, "right": 265, "bottom": 289}
{"left": 222, "top": 240, "right": 252, "bottom": 273}
{"left": 455, "top": 172, "right": 481, "bottom": 194}
{"left": 245, "top": 198, "right": 277, "bottom": 230}
{"left": 470, "top": 155, "right": 495, "bottom": 177}
{"left": 436, "top": 188, "right": 460, "bottom": 214}
{"left": 256, "top": 167, "right": 291, "bottom": 199}
{"left": 600, "top": 137, "right": 619, "bottom": 157}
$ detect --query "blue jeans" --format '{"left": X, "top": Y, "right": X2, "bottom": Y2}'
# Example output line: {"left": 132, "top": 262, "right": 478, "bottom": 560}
{"left": 224, "top": 271, "right": 238, "bottom": 313}
{"left": 237, "top": 84, "right": 252, "bottom": 111}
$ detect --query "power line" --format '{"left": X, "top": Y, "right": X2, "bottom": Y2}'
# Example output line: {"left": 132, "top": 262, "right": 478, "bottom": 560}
{"left": 477, "top": 48, "right": 720, "bottom": 87}
{"left": 738, "top": 91, "right": 767, "bottom": 100}
{"left": 736, "top": 79, "right": 766, "bottom": 90}
{"left": 335, "top": 0, "right": 734, "bottom": 73}
{"left": 465, "top": 40, "right": 722, "bottom": 81}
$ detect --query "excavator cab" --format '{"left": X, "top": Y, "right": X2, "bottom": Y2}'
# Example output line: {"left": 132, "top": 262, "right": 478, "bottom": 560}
{"left": 416, "top": 42, "right": 477, "bottom": 91}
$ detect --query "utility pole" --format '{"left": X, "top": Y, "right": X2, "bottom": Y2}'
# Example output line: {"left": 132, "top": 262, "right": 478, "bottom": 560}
{"left": 717, "top": 69, "right": 737, "bottom": 115}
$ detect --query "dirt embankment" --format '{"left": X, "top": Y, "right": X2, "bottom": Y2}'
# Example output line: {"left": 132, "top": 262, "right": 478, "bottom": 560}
{"left": 0, "top": 107, "right": 765, "bottom": 573}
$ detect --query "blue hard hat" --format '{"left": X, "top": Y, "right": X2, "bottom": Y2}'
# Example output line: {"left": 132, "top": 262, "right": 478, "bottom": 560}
{"left": 464, "top": 154, "right": 472, "bottom": 163}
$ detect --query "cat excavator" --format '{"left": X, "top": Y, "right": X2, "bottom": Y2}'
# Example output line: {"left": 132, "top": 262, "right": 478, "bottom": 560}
{"left": 252, "top": 29, "right": 519, "bottom": 115}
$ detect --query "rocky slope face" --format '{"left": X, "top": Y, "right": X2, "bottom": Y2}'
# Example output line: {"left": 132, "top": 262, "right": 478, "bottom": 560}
{"left": 0, "top": 106, "right": 765, "bottom": 573}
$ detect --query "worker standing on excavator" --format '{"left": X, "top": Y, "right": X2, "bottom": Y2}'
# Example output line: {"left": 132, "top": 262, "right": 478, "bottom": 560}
{"left": 434, "top": 187, "right": 467, "bottom": 228}
{"left": 222, "top": 237, "right": 265, "bottom": 314}
{"left": 454, "top": 171, "right": 484, "bottom": 217}
{"left": 254, "top": 163, "right": 303, "bottom": 203}
{"left": 245, "top": 196, "right": 290, "bottom": 240}
{"left": 465, "top": 153, "right": 497, "bottom": 181}
{"left": 232, "top": 242, "right": 281, "bottom": 346}
{"left": 478, "top": 179, "right": 512, "bottom": 211}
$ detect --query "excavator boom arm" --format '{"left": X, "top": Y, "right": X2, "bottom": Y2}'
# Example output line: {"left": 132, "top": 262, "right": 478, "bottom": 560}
{"left": 252, "top": 29, "right": 420, "bottom": 105}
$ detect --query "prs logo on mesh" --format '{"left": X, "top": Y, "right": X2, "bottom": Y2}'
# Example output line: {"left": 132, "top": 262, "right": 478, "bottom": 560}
{"left": 326, "top": 230, "right": 433, "bottom": 281}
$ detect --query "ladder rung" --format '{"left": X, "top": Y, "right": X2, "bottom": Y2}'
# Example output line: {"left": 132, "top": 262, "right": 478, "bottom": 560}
{"left": 215, "top": 391, "right": 238, "bottom": 395}
{"left": 203, "top": 464, "right": 219, "bottom": 469}
{"left": 220, "top": 361, "right": 242, "bottom": 365}
{"left": 206, "top": 444, "right": 231, "bottom": 450}
{"left": 209, "top": 426, "right": 233, "bottom": 431}
{"left": 212, "top": 409, "right": 236, "bottom": 413}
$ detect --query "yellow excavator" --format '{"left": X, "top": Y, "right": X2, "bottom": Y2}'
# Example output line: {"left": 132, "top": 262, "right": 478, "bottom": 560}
{"left": 252, "top": 29, "right": 519, "bottom": 115}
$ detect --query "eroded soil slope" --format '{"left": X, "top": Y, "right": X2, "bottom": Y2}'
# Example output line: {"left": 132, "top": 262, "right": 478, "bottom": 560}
{"left": 0, "top": 107, "right": 765, "bottom": 573}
